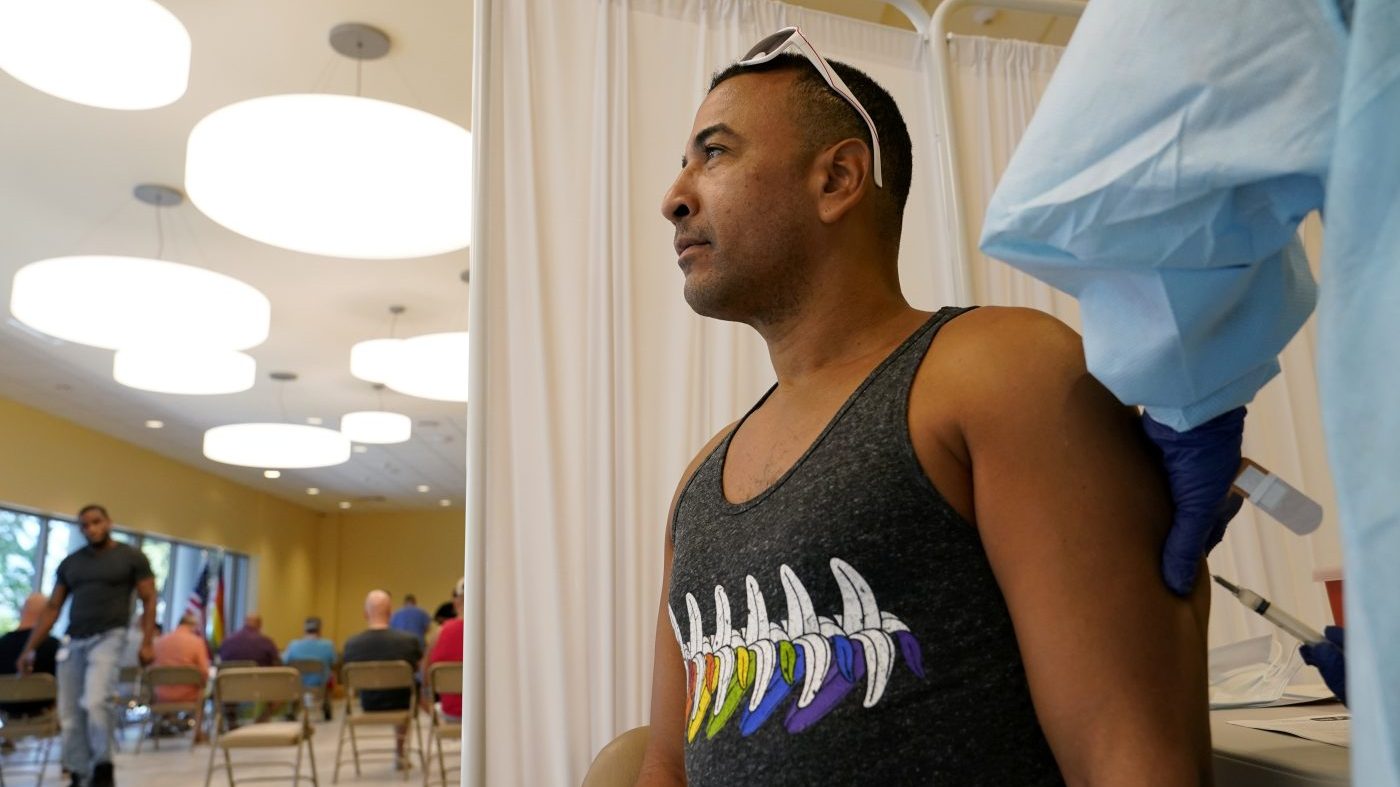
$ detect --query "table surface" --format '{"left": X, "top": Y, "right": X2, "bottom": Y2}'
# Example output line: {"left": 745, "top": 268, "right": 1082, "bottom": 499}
{"left": 1211, "top": 702, "right": 1349, "bottom": 787}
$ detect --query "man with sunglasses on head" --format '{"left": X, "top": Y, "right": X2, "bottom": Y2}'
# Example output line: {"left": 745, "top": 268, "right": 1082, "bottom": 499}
{"left": 637, "top": 28, "right": 1212, "bottom": 786}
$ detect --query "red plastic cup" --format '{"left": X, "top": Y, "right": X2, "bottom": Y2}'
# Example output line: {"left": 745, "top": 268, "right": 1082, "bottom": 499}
{"left": 1312, "top": 567, "right": 1344, "bottom": 627}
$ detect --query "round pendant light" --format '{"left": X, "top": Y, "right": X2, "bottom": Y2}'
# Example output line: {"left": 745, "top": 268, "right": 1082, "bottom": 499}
{"left": 203, "top": 423, "right": 352, "bottom": 469}
{"left": 114, "top": 347, "right": 256, "bottom": 394}
{"left": 340, "top": 410, "right": 412, "bottom": 444}
{"left": 384, "top": 331, "right": 469, "bottom": 403}
{"left": 184, "top": 24, "right": 471, "bottom": 259}
{"left": 350, "top": 338, "right": 403, "bottom": 384}
{"left": 0, "top": 0, "right": 190, "bottom": 110}
{"left": 10, "top": 255, "right": 270, "bottom": 350}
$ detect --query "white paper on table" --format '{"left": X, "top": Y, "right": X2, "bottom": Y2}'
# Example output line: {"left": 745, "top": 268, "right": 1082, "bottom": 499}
{"left": 1229, "top": 712, "right": 1351, "bottom": 747}
{"left": 1209, "top": 634, "right": 1306, "bottom": 709}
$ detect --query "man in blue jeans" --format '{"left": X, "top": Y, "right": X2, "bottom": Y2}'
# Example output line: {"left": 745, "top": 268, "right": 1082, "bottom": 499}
{"left": 17, "top": 505, "right": 157, "bottom": 787}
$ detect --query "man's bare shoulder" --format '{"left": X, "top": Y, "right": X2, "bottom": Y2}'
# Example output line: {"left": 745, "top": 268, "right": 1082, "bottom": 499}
{"left": 927, "top": 305, "right": 1093, "bottom": 415}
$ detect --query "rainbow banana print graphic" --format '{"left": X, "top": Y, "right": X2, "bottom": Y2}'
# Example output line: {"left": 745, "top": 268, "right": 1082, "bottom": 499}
{"left": 670, "top": 557, "right": 926, "bottom": 742}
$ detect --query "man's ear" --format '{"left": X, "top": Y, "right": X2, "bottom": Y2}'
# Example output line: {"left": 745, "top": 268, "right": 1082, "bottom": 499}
{"left": 812, "top": 137, "right": 873, "bottom": 225}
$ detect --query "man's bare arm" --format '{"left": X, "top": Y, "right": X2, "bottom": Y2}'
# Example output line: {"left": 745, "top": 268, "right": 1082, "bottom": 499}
{"left": 940, "top": 307, "right": 1211, "bottom": 786}
{"left": 137, "top": 576, "right": 158, "bottom": 666}
{"left": 635, "top": 428, "right": 736, "bottom": 786}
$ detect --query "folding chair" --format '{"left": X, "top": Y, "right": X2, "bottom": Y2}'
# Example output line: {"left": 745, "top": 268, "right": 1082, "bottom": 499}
{"left": 110, "top": 664, "right": 145, "bottom": 751}
{"left": 138, "top": 665, "right": 206, "bottom": 752}
{"left": 422, "top": 663, "right": 461, "bottom": 786}
{"left": 288, "top": 660, "right": 331, "bottom": 722}
{"left": 203, "top": 667, "right": 317, "bottom": 787}
{"left": 581, "top": 726, "right": 650, "bottom": 787}
{"left": 334, "top": 661, "right": 423, "bottom": 783}
{"left": 0, "top": 674, "right": 60, "bottom": 787}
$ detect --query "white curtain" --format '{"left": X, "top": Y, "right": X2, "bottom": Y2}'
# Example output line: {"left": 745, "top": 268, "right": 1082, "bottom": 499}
{"left": 475, "top": 3, "right": 1342, "bottom": 782}
{"left": 938, "top": 34, "right": 1344, "bottom": 649}
{"left": 478, "top": 2, "right": 941, "bottom": 783}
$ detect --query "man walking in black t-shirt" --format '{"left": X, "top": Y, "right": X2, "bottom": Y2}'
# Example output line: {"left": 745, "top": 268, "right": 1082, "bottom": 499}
{"left": 17, "top": 505, "right": 157, "bottom": 787}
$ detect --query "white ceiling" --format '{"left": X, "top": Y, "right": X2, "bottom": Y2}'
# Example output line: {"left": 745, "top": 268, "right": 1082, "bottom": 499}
{"left": 0, "top": 0, "right": 473, "bottom": 513}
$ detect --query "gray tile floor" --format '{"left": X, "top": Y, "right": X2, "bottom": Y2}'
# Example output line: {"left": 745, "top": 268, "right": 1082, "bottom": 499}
{"left": 0, "top": 709, "right": 461, "bottom": 786}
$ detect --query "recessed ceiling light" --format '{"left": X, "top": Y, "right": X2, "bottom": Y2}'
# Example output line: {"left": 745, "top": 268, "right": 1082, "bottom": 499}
{"left": 263, "top": 469, "right": 281, "bottom": 479}
{"left": 338, "top": 501, "right": 352, "bottom": 509}
{"left": 352, "top": 444, "right": 369, "bottom": 454}
{"left": 306, "top": 416, "right": 323, "bottom": 426}
{"left": 306, "top": 487, "right": 320, "bottom": 495}
{"left": 416, "top": 484, "right": 430, "bottom": 493}
{"left": 144, "top": 420, "right": 164, "bottom": 429}
{"left": 438, "top": 499, "right": 451, "bottom": 507}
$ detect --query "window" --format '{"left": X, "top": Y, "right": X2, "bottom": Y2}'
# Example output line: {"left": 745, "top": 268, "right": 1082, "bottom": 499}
{"left": 0, "top": 510, "right": 42, "bottom": 633}
{"left": 0, "top": 503, "right": 252, "bottom": 641}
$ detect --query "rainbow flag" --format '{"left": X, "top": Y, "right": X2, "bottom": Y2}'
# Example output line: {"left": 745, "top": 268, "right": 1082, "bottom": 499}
{"left": 210, "top": 554, "right": 226, "bottom": 650}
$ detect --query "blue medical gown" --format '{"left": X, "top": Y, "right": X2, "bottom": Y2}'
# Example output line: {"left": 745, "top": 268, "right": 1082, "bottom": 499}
{"left": 979, "top": 0, "right": 1399, "bottom": 782}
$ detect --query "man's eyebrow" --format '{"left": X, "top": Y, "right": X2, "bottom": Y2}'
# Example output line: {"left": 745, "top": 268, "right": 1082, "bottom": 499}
{"left": 680, "top": 123, "right": 738, "bottom": 167}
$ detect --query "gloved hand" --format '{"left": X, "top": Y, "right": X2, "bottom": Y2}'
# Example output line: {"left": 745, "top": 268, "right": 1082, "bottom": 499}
{"left": 1300, "top": 625, "right": 1347, "bottom": 706}
{"left": 1141, "top": 406, "right": 1247, "bottom": 595}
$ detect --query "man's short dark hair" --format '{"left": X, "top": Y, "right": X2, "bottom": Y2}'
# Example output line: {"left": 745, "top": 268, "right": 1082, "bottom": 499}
{"left": 404, "top": 594, "right": 417, "bottom": 605}
{"left": 77, "top": 504, "right": 109, "bottom": 521}
{"left": 709, "top": 53, "right": 913, "bottom": 243}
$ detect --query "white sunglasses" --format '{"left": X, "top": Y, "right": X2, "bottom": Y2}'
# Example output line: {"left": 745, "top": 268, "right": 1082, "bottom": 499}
{"left": 738, "top": 26, "right": 884, "bottom": 189}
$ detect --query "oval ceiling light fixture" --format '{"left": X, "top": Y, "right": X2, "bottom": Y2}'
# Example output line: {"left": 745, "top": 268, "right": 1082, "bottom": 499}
{"left": 340, "top": 410, "right": 412, "bottom": 444}
{"left": 185, "top": 23, "right": 472, "bottom": 259}
{"left": 114, "top": 346, "right": 256, "bottom": 394}
{"left": 385, "top": 331, "right": 469, "bottom": 403}
{"left": 11, "top": 255, "right": 271, "bottom": 350}
{"left": 0, "top": 0, "right": 190, "bottom": 110}
{"left": 350, "top": 338, "right": 403, "bottom": 383}
{"left": 203, "top": 423, "right": 352, "bottom": 469}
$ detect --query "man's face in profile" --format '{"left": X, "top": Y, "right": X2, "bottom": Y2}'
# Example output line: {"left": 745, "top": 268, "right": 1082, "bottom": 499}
{"left": 661, "top": 71, "right": 817, "bottom": 325}
{"left": 79, "top": 508, "right": 112, "bottom": 546}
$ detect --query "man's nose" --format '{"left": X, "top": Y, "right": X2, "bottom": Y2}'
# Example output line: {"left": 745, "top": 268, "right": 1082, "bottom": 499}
{"left": 660, "top": 174, "right": 695, "bottom": 225}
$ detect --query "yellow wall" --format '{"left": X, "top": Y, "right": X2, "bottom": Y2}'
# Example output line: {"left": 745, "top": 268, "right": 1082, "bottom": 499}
{"left": 0, "top": 396, "right": 325, "bottom": 645}
{"left": 323, "top": 509, "right": 464, "bottom": 648}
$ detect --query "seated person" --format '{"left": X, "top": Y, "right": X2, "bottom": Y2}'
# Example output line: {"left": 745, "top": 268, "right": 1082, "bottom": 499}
{"left": 151, "top": 613, "right": 210, "bottom": 703}
{"left": 422, "top": 578, "right": 464, "bottom": 721}
{"left": 218, "top": 614, "right": 280, "bottom": 667}
{"left": 638, "top": 47, "right": 1210, "bottom": 785}
{"left": 0, "top": 593, "right": 60, "bottom": 719}
{"left": 389, "top": 593, "right": 431, "bottom": 646}
{"left": 284, "top": 616, "right": 336, "bottom": 721}
{"left": 344, "top": 590, "right": 423, "bottom": 770}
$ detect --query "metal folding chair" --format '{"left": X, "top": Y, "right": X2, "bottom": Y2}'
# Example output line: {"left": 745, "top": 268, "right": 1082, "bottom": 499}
{"left": 288, "top": 660, "right": 331, "bottom": 722}
{"left": 203, "top": 667, "right": 318, "bottom": 787}
{"left": 422, "top": 663, "right": 461, "bottom": 786}
{"left": 138, "top": 665, "right": 206, "bottom": 752}
{"left": 333, "top": 661, "right": 423, "bottom": 783}
{"left": 0, "top": 674, "right": 61, "bottom": 787}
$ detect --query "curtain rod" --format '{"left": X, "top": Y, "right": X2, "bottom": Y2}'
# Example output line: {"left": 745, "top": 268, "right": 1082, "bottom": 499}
{"left": 928, "top": 0, "right": 1085, "bottom": 305}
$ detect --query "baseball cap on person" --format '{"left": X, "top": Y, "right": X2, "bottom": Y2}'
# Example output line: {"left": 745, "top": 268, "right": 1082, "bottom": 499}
{"left": 454, "top": 577, "right": 465, "bottom": 597}
{"left": 304, "top": 616, "right": 322, "bottom": 633}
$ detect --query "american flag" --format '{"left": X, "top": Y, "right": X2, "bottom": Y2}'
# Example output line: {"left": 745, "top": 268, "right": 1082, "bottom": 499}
{"left": 182, "top": 559, "right": 213, "bottom": 634}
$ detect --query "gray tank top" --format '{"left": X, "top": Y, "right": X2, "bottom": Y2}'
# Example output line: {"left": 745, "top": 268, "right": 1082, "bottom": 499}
{"left": 668, "top": 307, "right": 1064, "bottom": 785}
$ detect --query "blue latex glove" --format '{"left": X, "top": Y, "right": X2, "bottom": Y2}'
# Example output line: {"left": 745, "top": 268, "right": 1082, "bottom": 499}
{"left": 1141, "top": 406, "right": 1247, "bottom": 595}
{"left": 1300, "top": 626, "right": 1347, "bottom": 706}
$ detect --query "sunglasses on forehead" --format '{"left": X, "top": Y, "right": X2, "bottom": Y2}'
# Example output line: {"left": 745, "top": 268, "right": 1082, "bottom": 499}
{"left": 738, "top": 26, "right": 884, "bottom": 189}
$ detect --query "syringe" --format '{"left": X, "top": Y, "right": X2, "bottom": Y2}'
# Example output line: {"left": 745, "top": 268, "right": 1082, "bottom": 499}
{"left": 1212, "top": 574, "right": 1326, "bottom": 646}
